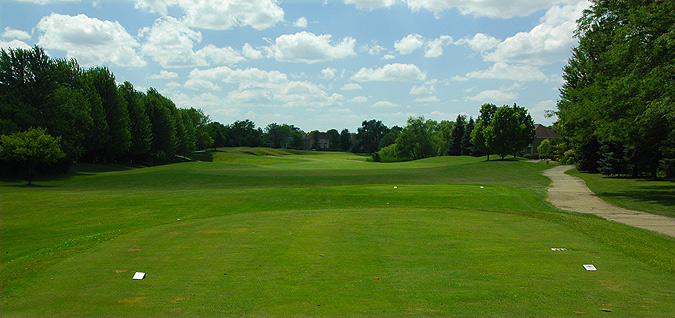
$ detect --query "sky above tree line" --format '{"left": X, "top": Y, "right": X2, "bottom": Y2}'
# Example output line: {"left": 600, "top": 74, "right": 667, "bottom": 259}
{"left": 0, "top": 0, "right": 590, "bottom": 132}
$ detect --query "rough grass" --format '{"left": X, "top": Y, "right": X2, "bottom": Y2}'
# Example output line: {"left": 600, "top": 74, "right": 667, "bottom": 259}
{"left": 568, "top": 169, "right": 675, "bottom": 218}
{"left": 2, "top": 149, "right": 674, "bottom": 316}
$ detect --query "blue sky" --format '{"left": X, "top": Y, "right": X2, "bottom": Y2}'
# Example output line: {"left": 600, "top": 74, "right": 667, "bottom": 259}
{"left": 0, "top": 0, "right": 589, "bottom": 132}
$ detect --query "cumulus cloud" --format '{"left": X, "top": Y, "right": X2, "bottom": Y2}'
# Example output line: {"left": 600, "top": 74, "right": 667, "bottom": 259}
{"left": 484, "top": 1, "right": 589, "bottom": 65}
{"left": 466, "top": 62, "right": 548, "bottom": 81}
{"left": 373, "top": 101, "right": 399, "bottom": 108}
{"left": 134, "top": 0, "right": 284, "bottom": 30}
{"left": 352, "top": 63, "right": 426, "bottom": 82}
{"left": 344, "top": 0, "right": 396, "bottom": 11}
{"left": 409, "top": 84, "right": 435, "bottom": 95}
{"left": 139, "top": 17, "right": 244, "bottom": 68}
{"left": 319, "top": 67, "right": 338, "bottom": 79}
{"left": 466, "top": 89, "right": 518, "bottom": 102}
{"left": 242, "top": 43, "right": 264, "bottom": 59}
{"left": 0, "top": 39, "right": 31, "bottom": 50}
{"left": 351, "top": 96, "right": 368, "bottom": 103}
{"left": 424, "top": 35, "right": 453, "bottom": 57}
{"left": 293, "top": 17, "right": 308, "bottom": 28}
{"left": 341, "top": 83, "right": 363, "bottom": 90}
{"left": 150, "top": 70, "right": 179, "bottom": 79}
{"left": 184, "top": 66, "right": 342, "bottom": 108}
{"left": 405, "top": 0, "right": 583, "bottom": 19}
{"left": 36, "top": 13, "right": 145, "bottom": 68}
{"left": 2, "top": 27, "right": 31, "bottom": 40}
{"left": 394, "top": 34, "right": 424, "bottom": 55}
{"left": 413, "top": 96, "right": 440, "bottom": 103}
{"left": 456, "top": 33, "right": 500, "bottom": 52}
{"left": 265, "top": 31, "right": 357, "bottom": 64}
{"left": 395, "top": 34, "right": 453, "bottom": 57}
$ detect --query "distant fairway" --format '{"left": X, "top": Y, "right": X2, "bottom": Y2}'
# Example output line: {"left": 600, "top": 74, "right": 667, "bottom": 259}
{"left": 2, "top": 149, "right": 674, "bottom": 316}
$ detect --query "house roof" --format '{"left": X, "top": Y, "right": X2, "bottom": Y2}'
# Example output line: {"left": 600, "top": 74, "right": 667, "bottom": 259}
{"left": 534, "top": 124, "right": 561, "bottom": 139}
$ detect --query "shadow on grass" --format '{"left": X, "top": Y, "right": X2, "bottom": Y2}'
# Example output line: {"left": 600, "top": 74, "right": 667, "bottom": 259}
{"left": 599, "top": 184, "right": 675, "bottom": 208}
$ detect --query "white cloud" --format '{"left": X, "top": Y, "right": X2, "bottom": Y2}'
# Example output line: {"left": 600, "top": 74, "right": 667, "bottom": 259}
{"left": 134, "top": 0, "right": 284, "bottom": 30}
{"left": 341, "top": 83, "right": 363, "bottom": 90}
{"left": 36, "top": 13, "right": 145, "bottom": 68}
{"left": 2, "top": 27, "right": 31, "bottom": 40}
{"left": 466, "top": 62, "right": 548, "bottom": 81}
{"left": 294, "top": 17, "right": 308, "bottom": 28}
{"left": 139, "top": 17, "right": 245, "bottom": 68}
{"left": 0, "top": 40, "right": 31, "bottom": 50}
{"left": 344, "top": 0, "right": 396, "bottom": 11}
{"left": 413, "top": 96, "right": 440, "bottom": 103}
{"left": 456, "top": 33, "right": 500, "bottom": 52}
{"left": 409, "top": 84, "right": 435, "bottom": 95}
{"left": 424, "top": 35, "right": 453, "bottom": 57}
{"left": 150, "top": 70, "right": 179, "bottom": 79}
{"left": 395, "top": 34, "right": 453, "bottom": 57}
{"left": 404, "top": 0, "right": 582, "bottom": 19}
{"left": 394, "top": 33, "right": 423, "bottom": 55}
{"left": 381, "top": 54, "right": 395, "bottom": 60}
{"left": 351, "top": 96, "right": 368, "bottom": 103}
{"left": 242, "top": 43, "right": 263, "bottom": 59}
{"left": 451, "top": 75, "right": 469, "bottom": 81}
{"left": 195, "top": 44, "right": 246, "bottom": 65}
{"left": 352, "top": 63, "right": 426, "bottom": 82}
{"left": 319, "top": 67, "right": 338, "bottom": 79}
{"left": 362, "top": 41, "right": 387, "bottom": 56}
{"left": 484, "top": 2, "right": 589, "bottom": 65}
{"left": 184, "top": 66, "right": 342, "bottom": 109}
{"left": 265, "top": 31, "right": 357, "bottom": 64}
{"left": 466, "top": 89, "right": 518, "bottom": 102}
{"left": 373, "top": 101, "right": 399, "bottom": 108}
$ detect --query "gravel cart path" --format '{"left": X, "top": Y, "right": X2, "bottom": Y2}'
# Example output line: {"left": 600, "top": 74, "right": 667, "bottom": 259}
{"left": 543, "top": 165, "right": 675, "bottom": 238}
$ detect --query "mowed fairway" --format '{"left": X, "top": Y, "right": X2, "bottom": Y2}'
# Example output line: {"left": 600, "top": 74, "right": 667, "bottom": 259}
{"left": 2, "top": 149, "right": 675, "bottom": 317}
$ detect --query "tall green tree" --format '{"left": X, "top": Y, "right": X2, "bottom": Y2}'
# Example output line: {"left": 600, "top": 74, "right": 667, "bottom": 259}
{"left": 395, "top": 116, "right": 434, "bottom": 160}
{"left": 556, "top": 0, "right": 675, "bottom": 177}
{"left": 449, "top": 115, "right": 466, "bottom": 156}
{"left": 0, "top": 127, "right": 65, "bottom": 185}
{"left": 471, "top": 103, "right": 497, "bottom": 160}
{"left": 461, "top": 117, "right": 475, "bottom": 156}
{"left": 119, "top": 82, "right": 151, "bottom": 160}
{"left": 339, "top": 129, "right": 352, "bottom": 152}
{"left": 356, "top": 119, "right": 389, "bottom": 154}
{"left": 86, "top": 67, "right": 130, "bottom": 163}
{"left": 144, "top": 88, "right": 177, "bottom": 163}
{"left": 327, "top": 129, "right": 340, "bottom": 151}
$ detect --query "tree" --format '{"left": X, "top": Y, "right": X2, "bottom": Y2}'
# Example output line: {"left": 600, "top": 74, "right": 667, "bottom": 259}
{"left": 538, "top": 139, "right": 553, "bottom": 159}
{"left": 86, "top": 67, "right": 131, "bottom": 163}
{"left": 0, "top": 127, "right": 65, "bottom": 185}
{"left": 395, "top": 116, "right": 434, "bottom": 160}
{"left": 119, "top": 82, "right": 151, "bottom": 160}
{"left": 339, "top": 129, "right": 352, "bottom": 152}
{"left": 265, "top": 123, "right": 294, "bottom": 148}
{"left": 144, "top": 88, "right": 177, "bottom": 163}
{"left": 227, "top": 120, "right": 262, "bottom": 147}
{"left": 461, "top": 117, "right": 475, "bottom": 156}
{"left": 556, "top": 0, "right": 675, "bottom": 178}
{"left": 471, "top": 103, "right": 497, "bottom": 160}
{"left": 356, "top": 119, "right": 389, "bottom": 154}
{"left": 327, "top": 129, "right": 340, "bottom": 151}
{"left": 449, "top": 115, "right": 466, "bottom": 155}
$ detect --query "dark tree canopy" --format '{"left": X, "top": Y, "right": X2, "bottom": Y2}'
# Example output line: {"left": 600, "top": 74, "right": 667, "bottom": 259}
{"left": 0, "top": 127, "right": 65, "bottom": 185}
{"left": 556, "top": 0, "right": 675, "bottom": 177}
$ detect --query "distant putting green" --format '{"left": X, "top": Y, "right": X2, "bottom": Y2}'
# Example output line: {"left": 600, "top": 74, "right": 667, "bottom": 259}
{"left": 2, "top": 149, "right": 674, "bottom": 316}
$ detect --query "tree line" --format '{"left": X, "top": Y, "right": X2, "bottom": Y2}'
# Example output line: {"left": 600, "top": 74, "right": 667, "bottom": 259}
{"left": 374, "top": 103, "right": 535, "bottom": 161}
{"left": 0, "top": 46, "right": 538, "bottom": 182}
{"left": 556, "top": 0, "right": 674, "bottom": 178}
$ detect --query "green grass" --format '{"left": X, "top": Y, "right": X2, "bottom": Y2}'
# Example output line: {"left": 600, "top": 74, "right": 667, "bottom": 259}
{"left": 568, "top": 169, "right": 675, "bottom": 218}
{"left": 2, "top": 149, "right": 674, "bottom": 316}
